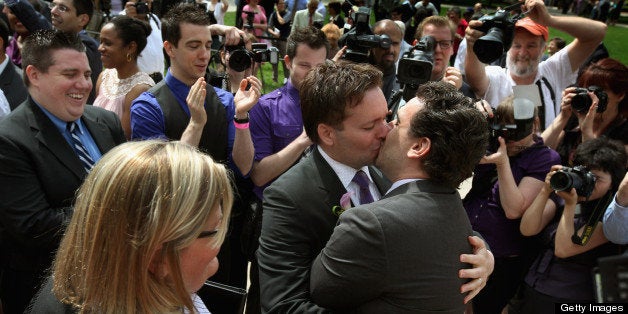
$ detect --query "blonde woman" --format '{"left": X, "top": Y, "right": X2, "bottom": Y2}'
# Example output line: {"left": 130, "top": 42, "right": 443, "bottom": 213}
{"left": 27, "top": 140, "right": 233, "bottom": 313}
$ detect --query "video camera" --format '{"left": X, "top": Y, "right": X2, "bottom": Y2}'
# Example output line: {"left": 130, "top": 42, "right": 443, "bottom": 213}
{"left": 471, "top": 3, "right": 523, "bottom": 64}
{"left": 487, "top": 98, "right": 535, "bottom": 152}
{"left": 396, "top": 35, "right": 435, "bottom": 101}
{"left": 550, "top": 165, "right": 597, "bottom": 197}
{"left": 243, "top": 10, "right": 256, "bottom": 30}
{"left": 339, "top": 6, "right": 391, "bottom": 63}
{"left": 571, "top": 85, "right": 608, "bottom": 113}
{"left": 227, "top": 42, "right": 279, "bottom": 72}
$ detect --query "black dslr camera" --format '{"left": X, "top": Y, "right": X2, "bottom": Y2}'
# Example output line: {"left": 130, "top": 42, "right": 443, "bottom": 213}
{"left": 339, "top": 7, "right": 391, "bottom": 63}
{"left": 133, "top": 0, "right": 149, "bottom": 14}
{"left": 227, "top": 42, "right": 279, "bottom": 72}
{"left": 571, "top": 86, "right": 608, "bottom": 113}
{"left": 550, "top": 165, "right": 596, "bottom": 197}
{"left": 487, "top": 98, "right": 536, "bottom": 152}
{"left": 396, "top": 35, "right": 435, "bottom": 101}
{"left": 472, "top": 9, "right": 520, "bottom": 64}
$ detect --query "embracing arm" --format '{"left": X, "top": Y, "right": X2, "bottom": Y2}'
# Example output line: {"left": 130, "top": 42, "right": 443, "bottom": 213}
{"left": 459, "top": 235, "right": 494, "bottom": 304}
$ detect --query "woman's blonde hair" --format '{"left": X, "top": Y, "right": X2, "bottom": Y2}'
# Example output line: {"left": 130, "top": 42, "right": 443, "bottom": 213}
{"left": 52, "top": 140, "right": 233, "bottom": 313}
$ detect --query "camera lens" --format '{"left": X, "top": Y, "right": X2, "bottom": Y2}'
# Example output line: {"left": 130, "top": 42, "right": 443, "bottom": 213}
{"left": 474, "top": 28, "right": 505, "bottom": 64}
{"left": 550, "top": 170, "right": 582, "bottom": 191}
{"left": 571, "top": 92, "right": 592, "bottom": 113}
{"left": 229, "top": 49, "right": 253, "bottom": 72}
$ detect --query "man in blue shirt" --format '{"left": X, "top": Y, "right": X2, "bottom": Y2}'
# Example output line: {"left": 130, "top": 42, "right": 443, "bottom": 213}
{"left": 0, "top": 29, "right": 125, "bottom": 314}
{"left": 130, "top": 3, "right": 261, "bottom": 176}
{"left": 604, "top": 172, "right": 628, "bottom": 244}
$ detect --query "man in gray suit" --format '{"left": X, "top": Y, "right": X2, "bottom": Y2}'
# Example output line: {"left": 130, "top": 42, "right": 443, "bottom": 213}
{"left": 257, "top": 61, "right": 493, "bottom": 313}
{"left": 309, "top": 81, "right": 489, "bottom": 313}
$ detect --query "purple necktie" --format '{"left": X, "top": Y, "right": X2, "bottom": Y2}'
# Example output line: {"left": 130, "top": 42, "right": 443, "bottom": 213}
{"left": 352, "top": 170, "right": 374, "bottom": 205}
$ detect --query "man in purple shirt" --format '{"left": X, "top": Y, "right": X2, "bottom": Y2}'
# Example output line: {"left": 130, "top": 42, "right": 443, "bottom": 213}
{"left": 249, "top": 26, "right": 329, "bottom": 200}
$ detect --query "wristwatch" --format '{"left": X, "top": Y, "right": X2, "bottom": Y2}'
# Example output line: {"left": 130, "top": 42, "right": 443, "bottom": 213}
{"left": 234, "top": 113, "right": 250, "bottom": 123}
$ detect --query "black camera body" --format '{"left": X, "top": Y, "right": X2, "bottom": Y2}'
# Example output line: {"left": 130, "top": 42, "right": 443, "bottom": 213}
{"left": 486, "top": 98, "right": 536, "bottom": 152}
{"left": 571, "top": 85, "right": 608, "bottom": 113}
{"left": 472, "top": 10, "right": 518, "bottom": 64}
{"left": 339, "top": 7, "right": 391, "bottom": 63}
{"left": 550, "top": 165, "right": 597, "bottom": 197}
{"left": 133, "top": 0, "right": 149, "bottom": 14}
{"left": 397, "top": 35, "right": 435, "bottom": 88}
{"left": 227, "top": 42, "right": 279, "bottom": 72}
{"left": 243, "top": 10, "right": 256, "bottom": 30}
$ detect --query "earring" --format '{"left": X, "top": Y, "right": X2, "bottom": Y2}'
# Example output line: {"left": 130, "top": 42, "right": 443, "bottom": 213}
{"left": 126, "top": 53, "right": 132, "bottom": 62}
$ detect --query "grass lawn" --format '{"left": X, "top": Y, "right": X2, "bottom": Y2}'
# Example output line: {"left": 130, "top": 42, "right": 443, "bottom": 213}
{"left": 222, "top": 11, "right": 628, "bottom": 93}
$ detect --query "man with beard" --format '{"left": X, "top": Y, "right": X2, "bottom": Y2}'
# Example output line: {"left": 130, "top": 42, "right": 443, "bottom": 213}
{"left": 370, "top": 19, "right": 402, "bottom": 103}
{"left": 465, "top": 0, "right": 606, "bottom": 129}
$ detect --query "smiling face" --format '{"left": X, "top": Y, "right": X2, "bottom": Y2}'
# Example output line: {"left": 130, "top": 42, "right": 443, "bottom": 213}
{"left": 27, "top": 49, "right": 92, "bottom": 121}
{"left": 178, "top": 203, "right": 223, "bottom": 293}
{"left": 166, "top": 22, "right": 212, "bottom": 85}
{"left": 99, "top": 23, "right": 133, "bottom": 69}
{"left": 507, "top": 29, "right": 544, "bottom": 78}
{"left": 325, "top": 87, "right": 390, "bottom": 169}
{"left": 50, "top": 0, "right": 89, "bottom": 33}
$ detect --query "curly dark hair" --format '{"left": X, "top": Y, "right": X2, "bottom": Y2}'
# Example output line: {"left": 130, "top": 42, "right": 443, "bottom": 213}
{"left": 300, "top": 60, "right": 382, "bottom": 144}
{"left": 410, "top": 81, "right": 489, "bottom": 189}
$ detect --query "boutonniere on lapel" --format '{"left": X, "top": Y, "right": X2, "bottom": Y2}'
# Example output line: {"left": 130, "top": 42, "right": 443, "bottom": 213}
{"left": 332, "top": 192, "right": 353, "bottom": 216}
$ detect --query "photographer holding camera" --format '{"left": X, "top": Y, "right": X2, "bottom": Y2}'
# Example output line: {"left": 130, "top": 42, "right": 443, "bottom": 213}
{"left": 241, "top": 0, "right": 268, "bottom": 39}
{"left": 464, "top": 0, "right": 607, "bottom": 129}
{"left": 542, "top": 58, "right": 627, "bottom": 166}
{"left": 371, "top": 19, "right": 402, "bottom": 102}
{"left": 516, "top": 137, "right": 626, "bottom": 311}
{"left": 122, "top": 0, "right": 165, "bottom": 82}
{"left": 463, "top": 96, "right": 561, "bottom": 313}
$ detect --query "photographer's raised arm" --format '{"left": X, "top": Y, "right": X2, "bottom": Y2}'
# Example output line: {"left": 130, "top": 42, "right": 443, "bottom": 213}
{"left": 209, "top": 24, "right": 248, "bottom": 46}
{"left": 464, "top": 21, "right": 490, "bottom": 98}
{"left": 521, "top": 0, "right": 606, "bottom": 72}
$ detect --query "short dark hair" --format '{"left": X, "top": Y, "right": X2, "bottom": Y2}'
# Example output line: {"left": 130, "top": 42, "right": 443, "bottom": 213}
{"left": 22, "top": 29, "right": 86, "bottom": 86}
{"left": 286, "top": 26, "right": 330, "bottom": 60}
{"left": 550, "top": 36, "right": 566, "bottom": 50}
{"left": 71, "top": 0, "right": 94, "bottom": 19}
{"left": 300, "top": 60, "right": 383, "bottom": 144}
{"left": 573, "top": 137, "right": 627, "bottom": 191}
{"left": 162, "top": 3, "right": 211, "bottom": 48}
{"left": 410, "top": 81, "right": 489, "bottom": 189}
{"left": 327, "top": 1, "right": 342, "bottom": 14}
{"left": 106, "top": 16, "right": 152, "bottom": 60}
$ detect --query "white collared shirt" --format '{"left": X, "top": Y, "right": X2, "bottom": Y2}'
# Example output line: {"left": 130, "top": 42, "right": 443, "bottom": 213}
{"left": 318, "top": 146, "right": 381, "bottom": 206}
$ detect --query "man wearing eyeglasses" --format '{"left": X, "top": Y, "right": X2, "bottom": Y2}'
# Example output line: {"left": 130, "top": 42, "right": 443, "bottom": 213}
{"left": 49, "top": 0, "right": 102, "bottom": 104}
{"left": 415, "top": 15, "right": 475, "bottom": 98}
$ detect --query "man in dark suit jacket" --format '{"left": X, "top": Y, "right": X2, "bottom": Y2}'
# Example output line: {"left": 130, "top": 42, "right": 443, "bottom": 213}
{"left": 0, "top": 18, "right": 27, "bottom": 110}
{"left": 309, "top": 82, "right": 489, "bottom": 313}
{"left": 257, "top": 62, "right": 493, "bottom": 313}
{"left": 0, "top": 30, "right": 125, "bottom": 314}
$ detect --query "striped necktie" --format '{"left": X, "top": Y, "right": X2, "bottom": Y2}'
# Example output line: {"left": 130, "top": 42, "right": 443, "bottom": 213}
{"left": 67, "top": 121, "right": 94, "bottom": 172}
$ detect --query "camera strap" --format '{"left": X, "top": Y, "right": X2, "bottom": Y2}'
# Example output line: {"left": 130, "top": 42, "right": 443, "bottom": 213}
{"left": 534, "top": 77, "right": 556, "bottom": 131}
{"left": 571, "top": 191, "right": 614, "bottom": 246}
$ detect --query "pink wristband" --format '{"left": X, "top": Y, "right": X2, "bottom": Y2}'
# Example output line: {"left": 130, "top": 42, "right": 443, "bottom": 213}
{"left": 234, "top": 121, "right": 250, "bottom": 129}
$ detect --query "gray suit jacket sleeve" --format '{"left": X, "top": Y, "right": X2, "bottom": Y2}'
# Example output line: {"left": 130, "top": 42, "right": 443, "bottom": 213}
{"left": 310, "top": 207, "right": 388, "bottom": 309}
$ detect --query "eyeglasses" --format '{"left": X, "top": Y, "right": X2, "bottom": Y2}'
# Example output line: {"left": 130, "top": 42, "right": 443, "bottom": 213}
{"left": 198, "top": 230, "right": 219, "bottom": 238}
{"left": 49, "top": 2, "right": 70, "bottom": 12}
{"left": 436, "top": 40, "right": 454, "bottom": 49}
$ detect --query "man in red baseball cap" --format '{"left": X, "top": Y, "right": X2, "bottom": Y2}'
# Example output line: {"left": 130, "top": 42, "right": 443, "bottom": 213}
{"left": 464, "top": 0, "right": 606, "bottom": 131}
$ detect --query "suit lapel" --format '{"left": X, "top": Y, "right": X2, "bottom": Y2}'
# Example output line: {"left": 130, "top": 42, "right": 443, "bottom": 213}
{"left": 368, "top": 166, "right": 391, "bottom": 195}
{"left": 27, "top": 100, "right": 85, "bottom": 179}
{"left": 81, "top": 108, "right": 118, "bottom": 154}
{"left": 310, "top": 147, "right": 349, "bottom": 213}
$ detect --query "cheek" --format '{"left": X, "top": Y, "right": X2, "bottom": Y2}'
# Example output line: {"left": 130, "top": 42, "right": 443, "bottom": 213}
{"left": 180, "top": 244, "right": 221, "bottom": 292}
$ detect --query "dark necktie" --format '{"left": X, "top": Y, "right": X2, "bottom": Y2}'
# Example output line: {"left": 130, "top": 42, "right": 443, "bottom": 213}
{"left": 308, "top": 14, "right": 313, "bottom": 26}
{"left": 67, "top": 122, "right": 94, "bottom": 172}
{"left": 352, "top": 170, "right": 375, "bottom": 205}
